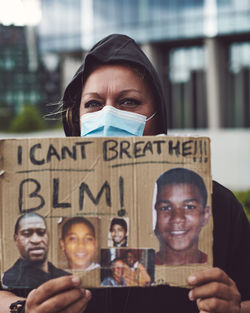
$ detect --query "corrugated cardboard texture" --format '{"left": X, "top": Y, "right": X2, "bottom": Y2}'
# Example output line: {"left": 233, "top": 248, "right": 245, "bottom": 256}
{"left": 0, "top": 136, "right": 213, "bottom": 289}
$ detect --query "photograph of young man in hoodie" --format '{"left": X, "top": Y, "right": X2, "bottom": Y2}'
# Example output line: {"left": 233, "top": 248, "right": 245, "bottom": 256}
{"left": 1, "top": 34, "right": 249, "bottom": 313}
{"left": 154, "top": 168, "right": 210, "bottom": 265}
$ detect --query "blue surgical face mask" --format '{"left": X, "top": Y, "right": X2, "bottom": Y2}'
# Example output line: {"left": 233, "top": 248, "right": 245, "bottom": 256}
{"left": 80, "top": 106, "right": 156, "bottom": 137}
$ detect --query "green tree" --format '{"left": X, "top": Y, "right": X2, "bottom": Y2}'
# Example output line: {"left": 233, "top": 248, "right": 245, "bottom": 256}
{"left": 9, "top": 105, "right": 45, "bottom": 133}
{"left": 234, "top": 190, "right": 250, "bottom": 221}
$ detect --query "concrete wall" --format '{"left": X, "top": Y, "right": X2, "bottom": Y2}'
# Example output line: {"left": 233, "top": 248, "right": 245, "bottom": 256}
{"left": 168, "top": 129, "right": 250, "bottom": 191}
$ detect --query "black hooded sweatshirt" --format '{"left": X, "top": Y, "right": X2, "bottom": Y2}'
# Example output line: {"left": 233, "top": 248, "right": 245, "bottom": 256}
{"left": 61, "top": 34, "right": 250, "bottom": 312}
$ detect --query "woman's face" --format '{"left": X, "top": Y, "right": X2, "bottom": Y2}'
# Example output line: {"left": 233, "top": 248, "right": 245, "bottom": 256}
{"left": 60, "top": 222, "right": 96, "bottom": 270}
{"left": 112, "top": 260, "right": 125, "bottom": 282}
{"left": 80, "top": 64, "right": 159, "bottom": 135}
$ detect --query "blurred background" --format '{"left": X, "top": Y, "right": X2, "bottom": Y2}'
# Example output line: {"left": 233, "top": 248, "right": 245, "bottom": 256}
{"left": 0, "top": 0, "right": 249, "bottom": 215}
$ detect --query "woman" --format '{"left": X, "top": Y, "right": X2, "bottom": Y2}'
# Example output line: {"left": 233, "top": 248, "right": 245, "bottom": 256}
{"left": 62, "top": 34, "right": 167, "bottom": 137}
{"left": 101, "top": 258, "right": 126, "bottom": 287}
{"left": 59, "top": 217, "right": 100, "bottom": 271}
{"left": 1, "top": 34, "right": 250, "bottom": 313}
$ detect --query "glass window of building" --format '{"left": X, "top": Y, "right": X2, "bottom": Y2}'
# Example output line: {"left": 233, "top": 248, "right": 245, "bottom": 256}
{"left": 217, "top": 0, "right": 250, "bottom": 34}
{"left": 226, "top": 42, "right": 250, "bottom": 127}
{"left": 164, "top": 46, "right": 207, "bottom": 129}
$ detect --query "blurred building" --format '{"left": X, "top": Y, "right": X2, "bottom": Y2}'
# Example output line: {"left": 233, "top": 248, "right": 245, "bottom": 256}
{"left": 0, "top": 24, "right": 61, "bottom": 129}
{"left": 38, "top": 0, "right": 250, "bottom": 190}
{"left": 39, "top": 0, "right": 250, "bottom": 131}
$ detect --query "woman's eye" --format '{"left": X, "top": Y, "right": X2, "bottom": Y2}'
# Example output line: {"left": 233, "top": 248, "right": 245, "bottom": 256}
{"left": 119, "top": 98, "right": 141, "bottom": 108}
{"left": 84, "top": 100, "right": 102, "bottom": 109}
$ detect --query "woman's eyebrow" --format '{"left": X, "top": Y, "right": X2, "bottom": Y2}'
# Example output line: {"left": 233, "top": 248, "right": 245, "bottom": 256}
{"left": 82, "top": 89, "right": 142, "bottom": 97}
{"left": 81, "top": 92, "right": 103, "bottom": 98}
{"left": 118, "top": 89, "right": 143, "bottom": 96}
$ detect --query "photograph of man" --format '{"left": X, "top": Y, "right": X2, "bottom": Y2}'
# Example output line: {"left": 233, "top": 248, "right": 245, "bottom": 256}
{"left": 59, "top": 216, "right": 100, "bottom": 271}
{"left": 101, "top": 258, "right": 127, "bottom": 287}
{"left": 2, "top": 212, "right": 68, "bottom": 296}
{"left": 109, "top": 218, "right": 128, "bottom": 247}
{"left": 123, "top": 250, "right": 151, "bottom": 287}
{"left": 153, "top": 167, "right": 210, "bottom": 265}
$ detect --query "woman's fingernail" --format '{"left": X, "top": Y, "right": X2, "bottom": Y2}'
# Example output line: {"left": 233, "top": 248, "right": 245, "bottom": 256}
{"left": 72, "top": 276, "right": 80, "bottom": 284}
{"left": 80, "top": 288, "right": 86, "bottom": 295}
{"left": 188, "top": 275, "right": 196, "bottom": 284}
{"left": 85, "top": 289, "right": 92, "bottom": 300}
{"left": 188, "top": 290, "right": 194, "bottom": 300}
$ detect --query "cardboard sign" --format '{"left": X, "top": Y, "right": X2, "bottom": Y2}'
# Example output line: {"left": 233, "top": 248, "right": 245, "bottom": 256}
{"left": 0, "top": 136, "right": 213, "bottom": 289}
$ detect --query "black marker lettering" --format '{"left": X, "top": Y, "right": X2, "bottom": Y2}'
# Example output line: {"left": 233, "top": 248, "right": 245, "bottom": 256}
{"left": 204, "top": 140, "right": 208, "bottom": 163}
{"left": 18, "top": 178, "right": 45, "bottom": 213}
{"left": 194, "top": 141, "right": 197, "bottom": 154}
{"left": 47, "top": 144, "right": 60, "bottom": 163}
{"left": 120, "top": 140, "right": 132, "bottom": 159}
{"left": 61, "top": 145, "right": 76, "bottom": 160}
{"left": 193, "top": 140, "right": 197, "bottom": 162}
{"left": 169, "top": 140, "right": 180, "bottom": 156}
{"left": 153, "top": 140, "right": 165, "bottom": 154}
{"left": 103, "top": 140, "right": 118, "bottom": 161}
{"left": 17, "top": 145, "right": 22, "bottom": 165}
{"left": 30, "top": 144, "right": 45, "bottom": 165}
{"left": 182, "top": 140, "right": 193, "bottom": 156}
{"left": 119, "top": 176, "right": 124, "bottom": 208}
{"left": 53, "top": 178, "right": 71, "bottom": 208}
{"left": 143, "top": 141, "right": 153, "bottom": 156}
{"left": 204, "top": 140, "right": 207, "bottom": 155}
{"left": 75, "top": 141, "right": 93, "bottom": 159}
{"left": 134, "top": 141, "right": 144, "bottom": 158}
{"left": 199, "top": 140, "right": 203, "bottom": 154}
{"left": 79, "top": 181, "right": 111, "bottom": 210}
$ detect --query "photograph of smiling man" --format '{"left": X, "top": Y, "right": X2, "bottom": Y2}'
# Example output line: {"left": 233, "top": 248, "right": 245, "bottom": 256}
{"left": 108, "top": 218, "right": 128, "bottom": 247}
{"left": 153, "top": 168, "right": 210, "bottom": 266}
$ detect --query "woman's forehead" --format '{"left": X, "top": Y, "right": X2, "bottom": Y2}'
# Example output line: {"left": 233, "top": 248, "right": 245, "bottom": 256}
{"left": 81, "top": 64, "right": 150, "bottom": 93}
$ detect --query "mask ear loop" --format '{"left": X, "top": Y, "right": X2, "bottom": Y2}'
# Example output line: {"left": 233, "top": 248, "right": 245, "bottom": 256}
{"left": 146, "top": 111, "right": 157, "bottom": 122}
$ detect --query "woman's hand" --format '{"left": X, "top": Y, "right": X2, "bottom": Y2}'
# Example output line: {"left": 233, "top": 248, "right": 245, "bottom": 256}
{"left": 25, "top": 276, "right": 91, "bottom": 313}
{"left": 188, "top": 267, "right": 241, "bottom": 313}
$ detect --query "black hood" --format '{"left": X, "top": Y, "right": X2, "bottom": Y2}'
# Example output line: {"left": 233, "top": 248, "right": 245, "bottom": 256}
{"left": 62, "top": 34, "right": 167, "bottom": 136}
